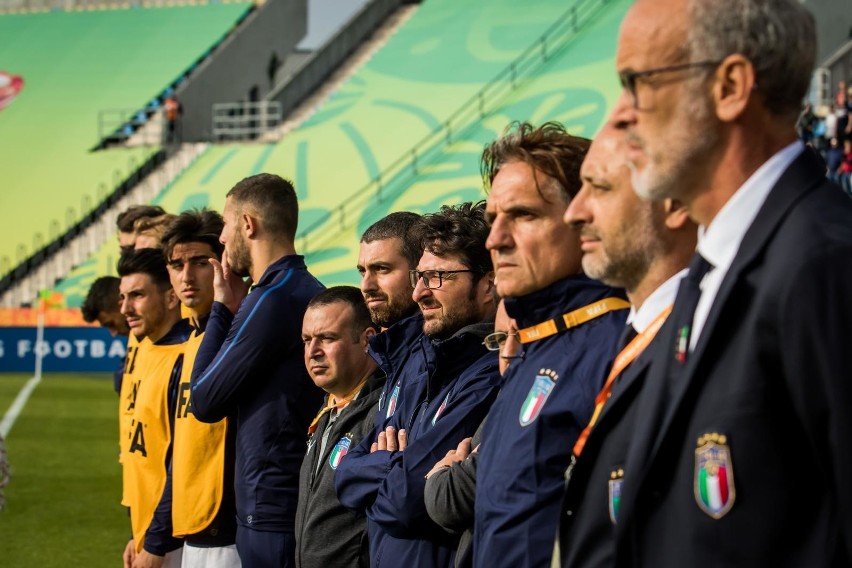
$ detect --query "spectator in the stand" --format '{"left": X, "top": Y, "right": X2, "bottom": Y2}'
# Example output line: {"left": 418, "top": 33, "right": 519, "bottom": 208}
{"left": 164, "top": 94, "right": 183, "bottom": 145}
{"left": 134, "top": 214, "right": 178, "bottom": 250}
{"left": 826, "top": 137, "right": 845, "bottom": 185}
{"left": 81, "top": 276, "right": 131, "bottom": 394}
{"left": 840, "top": 139, "right": 852, "bottom": 195}
{"left": 117, "top": 205, "right": 166, "bottom": 255}
{"left": 797, "top": 102, "right": 817, "bottom": 145}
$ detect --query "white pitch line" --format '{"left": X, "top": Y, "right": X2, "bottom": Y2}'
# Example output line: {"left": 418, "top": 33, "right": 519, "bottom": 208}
{"left": 0, "top": 374, "right": 41, "bottom": 438}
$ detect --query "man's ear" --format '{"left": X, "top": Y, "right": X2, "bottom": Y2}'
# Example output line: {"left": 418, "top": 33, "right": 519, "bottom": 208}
{"left": 165, "top": 287, "right": 180, "bottom": 311}
{"left": 712, "top": 54, "right": 757, "bottom": 123}
{"left": 663, "top": 199, "right": 692, "bottom": 230}
{"left": 242, "top": 211, "right": 259, "bottom": 239}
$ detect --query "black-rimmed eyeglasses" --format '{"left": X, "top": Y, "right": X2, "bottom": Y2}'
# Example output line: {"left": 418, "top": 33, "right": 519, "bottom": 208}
{"left": 618, "top": 60, "right": 720, "bottom": 109}
{"left": 409, "top": 269, "right": 474, "bottom": 290}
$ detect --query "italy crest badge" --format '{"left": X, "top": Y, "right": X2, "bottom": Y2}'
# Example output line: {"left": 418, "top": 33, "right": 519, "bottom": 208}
{"left": 694, "top": 432, "right": 735, "bottom": 519}
{"left": 608, "top": 468, "right": 624, "bottom": 524}
{"left": 329, "top": 435, "right": 352, "bottom": 470}
{"left": 519, "top": 369, "right": 557, "bottom": 426}
{"left": 385, "top": 384, "right": 400, "bottom": 419}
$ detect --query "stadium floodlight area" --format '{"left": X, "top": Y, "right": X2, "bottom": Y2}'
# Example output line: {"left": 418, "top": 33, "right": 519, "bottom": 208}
{"left": 0, "top": 3, "right": 252, "bottom": 282}
{"left": 54, "top": 0, "right": 631, "bottom": 306}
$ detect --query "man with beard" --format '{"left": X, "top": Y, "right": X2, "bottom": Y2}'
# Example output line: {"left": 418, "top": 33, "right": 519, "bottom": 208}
{"left": 555, "top": 125, "right": 696, "bottom": 567}
{"left": 336, "top": 202, "right": 501, "bottom": 568}
{"left": 190, "top": 174, "right": 325, "bottom": 567}
{"left": 357, "top": 212, "right": 423, "bottom": 428}
{"left": 474, "top": 122, "right": 628, "bottom": 568}
{"left": 604, "top": 1, "right": 852, "bottom": 565}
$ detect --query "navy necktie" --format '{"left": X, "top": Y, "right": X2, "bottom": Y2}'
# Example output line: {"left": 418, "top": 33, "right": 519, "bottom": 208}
{"left": 671, "top": 253, "right": 713, "bottom": 365}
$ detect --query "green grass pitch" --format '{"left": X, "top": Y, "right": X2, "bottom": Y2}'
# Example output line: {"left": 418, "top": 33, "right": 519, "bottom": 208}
{"left": 0, "top": 373, "right": 128, "bottom": 565}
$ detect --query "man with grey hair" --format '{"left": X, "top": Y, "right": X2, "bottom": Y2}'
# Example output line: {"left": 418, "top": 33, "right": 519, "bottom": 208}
{"left": 606, "top": 0, "right": 852, "bottom": 566}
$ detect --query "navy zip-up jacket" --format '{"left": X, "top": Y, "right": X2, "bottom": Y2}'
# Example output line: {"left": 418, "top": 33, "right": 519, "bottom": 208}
{"left": 190, "top": 254, "right": 325, "bottom": 532}
{"left": 369, "top": 311, "right": 424, "bottom": 430}
{"left": 474, "top": 276, "right": 627, "bottom": 568}
{"left": 336, "top": 322, "right": 501, "bottom": 568}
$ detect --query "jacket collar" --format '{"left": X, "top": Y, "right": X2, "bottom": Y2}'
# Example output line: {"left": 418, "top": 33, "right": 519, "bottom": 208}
{"left": 254, "top": 254, "right": 307, "bottom": 288}
{"left": 505, "top": 274, "right": 625, "bottom": 328}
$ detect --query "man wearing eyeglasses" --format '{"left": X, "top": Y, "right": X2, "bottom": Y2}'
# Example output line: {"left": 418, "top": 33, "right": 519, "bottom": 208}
{"left": 474, "top": 122, "right": 628, "bottom": 568}
{"left": 604, "top": 1, "right": 852, "bottom": 566}
{"left": 555, "top": 124, "right": 696, "bottom": 567}
{"left": 336, "top": 202, "right": 501, "bottom": 568}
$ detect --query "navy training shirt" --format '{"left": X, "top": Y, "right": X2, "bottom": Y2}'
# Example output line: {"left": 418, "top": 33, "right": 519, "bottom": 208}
{"left": 189, "top": 254, "right": 325, "bottom": 532}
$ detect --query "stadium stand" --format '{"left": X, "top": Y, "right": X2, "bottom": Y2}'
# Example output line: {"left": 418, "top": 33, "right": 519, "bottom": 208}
{"left": 51, "top": 0, "right": 630, "bottom": 305}
{"left": 0, "top": 4, "right": 252, "bottom": 285}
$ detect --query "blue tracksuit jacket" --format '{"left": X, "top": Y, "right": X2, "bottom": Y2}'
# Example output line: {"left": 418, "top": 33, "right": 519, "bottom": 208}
{"left": 474, "top": 276, "right": 627, "bottom": 568}
{"left": 189, "top": 254, "right": 325, "bottom": 533}
{"left": 336, "top": 322, "right": 501, "bottom": 568}
{"left": 369, "top": 312, "right": 424, "bottom": 430}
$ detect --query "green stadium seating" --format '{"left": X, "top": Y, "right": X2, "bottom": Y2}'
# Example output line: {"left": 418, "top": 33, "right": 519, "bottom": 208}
{"left": 0, "top": 3, "right": 251, "bottom": 273}
{"left": 56, "top": 0, "right": 630, "bottom": 306}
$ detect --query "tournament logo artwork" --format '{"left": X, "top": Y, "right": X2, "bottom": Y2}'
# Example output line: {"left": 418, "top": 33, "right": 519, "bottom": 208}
{"left": 0, "top": 71, "right": 23, "bottom": 111}
{"left": 608, "top": 468, "right": 624, "bottom": 524}
{"left": 432, "top": 393, "right": 450, "bottom": 425}
{"left": 519, "top": 368, "right": 558, "bottom": 426}
{"left": 694, "top": 432, "right": 735, "bottom": 519}
{"left": 328, "top": 435, "right": 352, "bottom": 470}
{"left": 385, "top": 384, "right": 400, "bottom": 419}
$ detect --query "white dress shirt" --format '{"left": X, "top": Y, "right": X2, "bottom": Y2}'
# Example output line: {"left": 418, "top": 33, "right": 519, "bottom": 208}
{"left": 626, "top": 269, "right": 687, "bottom": 333}
{"left": 690, "top": 140, "right": 804, "bottom": 349}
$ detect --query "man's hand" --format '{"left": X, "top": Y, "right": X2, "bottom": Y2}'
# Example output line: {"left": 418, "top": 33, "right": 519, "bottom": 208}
{"left": 370, "top": 426, "right": 408, "bottom": 453}
{"left": 123, "top": 539, "right": 136, "bottom": 568}
{"left": 210, "top": 249, "right": 252, "bottom": 314}
{"left": 132, "top": 548, "right": 166, "bottom": 568}
{"left": 425, "top": 437, "right": 473, "bottom": 479}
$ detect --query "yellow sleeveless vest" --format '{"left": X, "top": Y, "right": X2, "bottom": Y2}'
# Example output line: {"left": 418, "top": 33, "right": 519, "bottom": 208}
{"left": 122, "top": 340, "right": 185, "bottom": 553}
{"left": 171, "top": 330, "right": 229, "bottom": 537}
{"left": 119, "top": 334, "right": 146, "bottom": 507}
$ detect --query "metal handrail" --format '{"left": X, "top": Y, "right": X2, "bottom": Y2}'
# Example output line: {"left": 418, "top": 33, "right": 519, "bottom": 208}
{"left": 295, "top": 0, "right": 609, "bottom": 254}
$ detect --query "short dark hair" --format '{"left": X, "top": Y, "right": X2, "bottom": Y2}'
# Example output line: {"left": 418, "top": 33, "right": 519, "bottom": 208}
{"left": 117, "top": 248, "right": 171, "bottom": 290}
{"left": 360, "top": 211, "right": 423, "bottom": 268}
{"left": 481, "top": 121, "right": 591, "bottom": 202}
{"left": 414, "top": 202, "right": 492, "bottom": 278}
{"left": 116, "top": 205, "right": 167, "bottom": 233}
{"left": 161, "top": 209, "right": 225, "bottom": 261}
{"left": 227, "top": 173, "right": 298, "bottom": 241}
{"left": 81, "top": 276, "right": 121, "bottom": 322}
{"left": 307, "top": 286, "right": 375, "bottom": 340}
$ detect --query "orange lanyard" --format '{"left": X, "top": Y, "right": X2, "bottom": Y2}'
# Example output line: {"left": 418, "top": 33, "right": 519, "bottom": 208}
{"left": 307, "top": 376, "right": 368, "bottom": 435}
{"left": 573, "top": 305, "right": 673, "bottom": 457}
{"left": 517, "top": 297, "right": 631, "bottom": 344}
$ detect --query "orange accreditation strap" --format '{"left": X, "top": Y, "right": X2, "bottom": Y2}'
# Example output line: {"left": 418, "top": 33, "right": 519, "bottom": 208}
{"left": 573, "top": 304, "right": 673, "bottom": 457}
{"left": 307, "top": 376, "right": 369, "bottom": 435}
{"left": 517, "top": 297, "right": 631, "bottom": 344}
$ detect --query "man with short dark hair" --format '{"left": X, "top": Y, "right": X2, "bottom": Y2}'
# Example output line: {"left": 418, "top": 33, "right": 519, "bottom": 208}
{"left": 190, "top": 173, "right": 325, "bottom": 567}
{"left": 604, "top": 1, "right": 852, "bottom": 564}
{"left": 336, "top": 202, "right": 501, "bottom": 568}
{"left": 158, "top": 209, "right": 240, "bottom": 567}
{"left": 118, "top": 248, "right": 191, "bottom": 568}
{"left": 357, "top": 212, "right": 423, "bottom": 431}
{"left": 295, "top": 286, "right": 384, "bottom": 568}
{"left": 82, "top": 276, "right": 130, "bottom": 394}
{"left": 474, "top": 122, "right": 628, "bottom": 568}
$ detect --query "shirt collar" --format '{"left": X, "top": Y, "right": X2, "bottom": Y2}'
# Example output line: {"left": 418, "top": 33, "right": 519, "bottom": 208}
{"left": 626, "top": 269, "right": 687, "bottom": 332}
{"left": 697, "top": 141, "right": 803, "bottom": 273}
